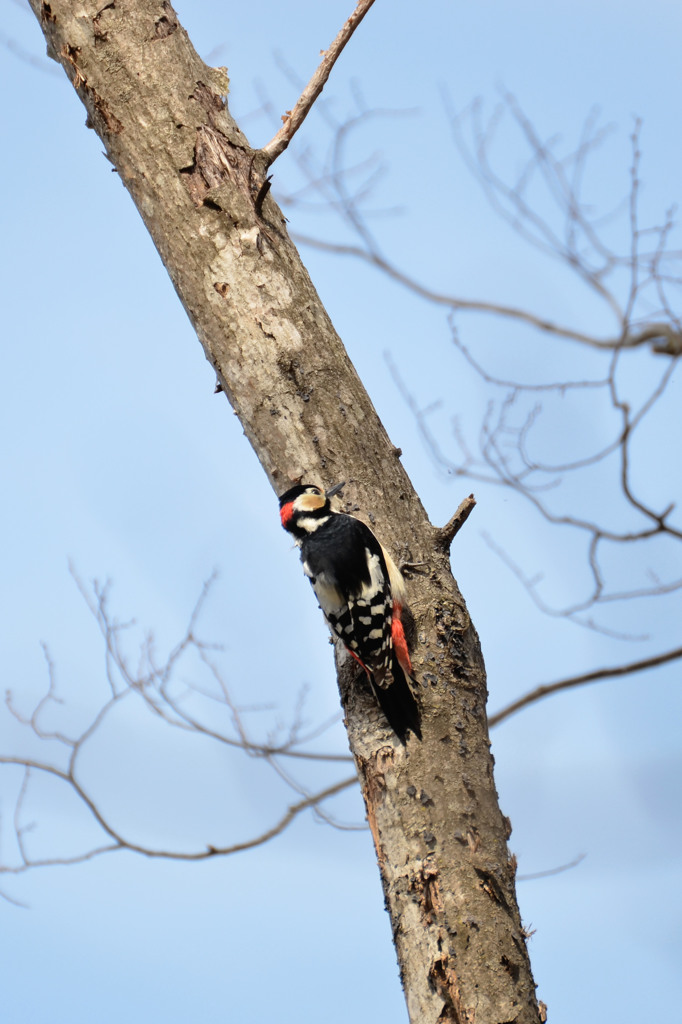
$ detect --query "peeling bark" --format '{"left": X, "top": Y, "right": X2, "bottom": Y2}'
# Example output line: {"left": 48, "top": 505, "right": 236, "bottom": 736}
{"left": 28, "top": 1, "right": 542, "bottom": 1020}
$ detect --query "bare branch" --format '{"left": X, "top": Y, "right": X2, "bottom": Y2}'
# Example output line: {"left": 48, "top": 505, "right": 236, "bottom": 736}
{"left": 260, "top": 0, "right": 377, "bottom": 167}
{"left": 0, "top": 573, "right": 362, "bottom": 889}
{"left": 6, "top": 643, "right": 73, "bottom": 746}
{"left": 0, "top": 26, "right": 62, "bottom": 77}
{"left": 436, "top": 494, "right": 477, "bottom": 551}
{"left": 517, "top": 853, "right": 586, "bottom": 882}
{"left": 293, "top": 231, "right": 636, "bottom": 349}
{"left": 0, "top": 759, "right": 357, "bottom": 874}
{"left": 282, "top": 92, "right": 680, "bottom": 357}
{"left": 489, "top": 645, "right": 682, "bottom": 727}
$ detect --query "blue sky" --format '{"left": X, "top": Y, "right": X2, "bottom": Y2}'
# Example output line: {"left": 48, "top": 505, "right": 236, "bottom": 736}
{"left": 2, "top": 1, "right": 681, "bottom": 1021}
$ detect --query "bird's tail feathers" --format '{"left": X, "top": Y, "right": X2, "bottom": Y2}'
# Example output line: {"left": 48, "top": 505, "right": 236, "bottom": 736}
{"left": 370, "top": 654, "right": 421, "bottom": 743}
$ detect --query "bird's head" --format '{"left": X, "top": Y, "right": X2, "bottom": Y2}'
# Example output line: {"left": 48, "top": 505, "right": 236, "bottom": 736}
{"left": 278, "top": 481, "right": 345, "bottom": 536}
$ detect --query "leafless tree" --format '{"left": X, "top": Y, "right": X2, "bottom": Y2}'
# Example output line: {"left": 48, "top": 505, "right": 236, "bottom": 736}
{"left": 4, "top": 2, "right": 546, "bottom": 1019}
{"left": 2, "top": 1, "right": 680, "bottom": 1022}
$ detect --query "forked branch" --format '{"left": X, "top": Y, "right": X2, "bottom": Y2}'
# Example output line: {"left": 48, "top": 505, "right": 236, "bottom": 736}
{"left": 0, "top": 573, "right": 360, "bottom": 901}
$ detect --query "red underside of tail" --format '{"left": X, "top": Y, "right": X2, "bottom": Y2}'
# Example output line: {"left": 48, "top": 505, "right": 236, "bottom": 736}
{"left": 348, "top": 648, "right": 369, "bottom": 673}
{"left": 391, "top": 602, "right": 412, "bottom": 675}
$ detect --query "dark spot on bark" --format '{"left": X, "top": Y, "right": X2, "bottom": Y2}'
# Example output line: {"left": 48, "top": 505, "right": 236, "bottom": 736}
{"left": 277, "top": 354, "right": 313, "bottom": 403}
{"left": 500, "top": 955, "right": 520, "bottom": 983}
{"left": 412, "top": 854, "right": 442, "bottom": 923}
{"left": 41, "top": 2, "right": 56, "bottom": 23}
{"left": 191, "top": 81, "right": 226, "bottom": 119}
{"left": 213, "top": 282, "right": 230, "bottom": 297}
{"left": 154, "top": 16, "right": 175, "bottom": 38}
{"left": 93, "top": 2, "right": 115, "bottom": 42}
{"left": 203, "top": 197, "right": 222, "bottom": 211}
{"left": 462, "top": 776, "right": 475, "bottom": 797}
{"left": 254, "top": 174, "right": 272, "bottom": 216}
{"left": 406, "top": 785, "right": 417, "bottom": 797}
{"left": 180, "top": 124, "right": 245, "bottom": 205}
{"left": 153, "top": 1, "right": 178, "bottom": 39}
{"left": 475, "top": 867, "right": 510, "bottom": 912}
{"left": 429, "top": 955, "right": 466, "bottom": 1024}
{"left": 91, "top": 92, "right": 123, "bottom": 134}
{"left": 277, "top": 354, "right": 300, "bottom": 377}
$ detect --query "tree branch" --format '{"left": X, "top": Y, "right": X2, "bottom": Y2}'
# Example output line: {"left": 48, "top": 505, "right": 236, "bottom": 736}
{"left": 517, "top": 853, "right": 586, "bottom": 882}
{"left": 0, "top": 752, "right": 357, "bottom": 873}
{"left": 260, "top": 0, "right": 377, "bottom": 167}
{"left": 436, "top": 494, "right": 476, "bottom": 550}
{"left": 489, "top": 644, "right": 682, "bottom": 727}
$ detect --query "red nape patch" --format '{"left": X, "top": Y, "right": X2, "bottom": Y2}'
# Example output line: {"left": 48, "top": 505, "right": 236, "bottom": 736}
{"left": 392, "top": 606, "right": 413, "bottom": 675}
{"left": 280, "top": 502, "right": 294, "bottom": 528}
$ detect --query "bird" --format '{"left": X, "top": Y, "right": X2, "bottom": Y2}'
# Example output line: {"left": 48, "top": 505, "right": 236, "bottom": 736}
{"left": 278, "top": 481, "right": 421, "bottom": 742}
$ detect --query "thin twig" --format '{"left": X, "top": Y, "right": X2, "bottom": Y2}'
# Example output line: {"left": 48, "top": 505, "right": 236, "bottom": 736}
{"left": 489, "top": 644, "right": 682, "bottom": 727}
{"left": 518, "top": 853, "right": 586, "bottom": 881}
{"left": 260, "top": 0, "right": 377, "bottom": 167}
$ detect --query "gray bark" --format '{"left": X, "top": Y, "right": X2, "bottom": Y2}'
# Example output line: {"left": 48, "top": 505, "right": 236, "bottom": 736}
{"left": 29, "top": 1, "right": 542, "bottom": 1020}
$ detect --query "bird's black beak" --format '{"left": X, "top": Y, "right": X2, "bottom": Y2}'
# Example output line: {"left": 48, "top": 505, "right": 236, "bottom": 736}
{"left": 325, "top": 481, "right": 346, "bottom": 500}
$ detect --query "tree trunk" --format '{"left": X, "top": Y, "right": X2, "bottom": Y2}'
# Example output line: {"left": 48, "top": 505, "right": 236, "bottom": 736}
{"left": 29, "top": 1, "right": 542, "bottom": 1019}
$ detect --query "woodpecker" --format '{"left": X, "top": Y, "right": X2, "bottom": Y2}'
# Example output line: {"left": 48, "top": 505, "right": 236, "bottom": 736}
{"left": 279, "top": 482, "right": 421, "bottom": 742}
